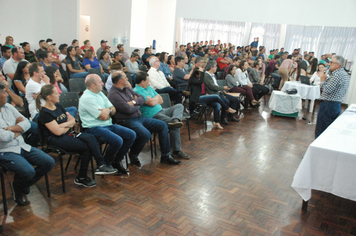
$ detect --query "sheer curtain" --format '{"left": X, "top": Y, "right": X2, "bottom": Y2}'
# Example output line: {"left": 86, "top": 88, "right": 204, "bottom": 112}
{"left": 284, "top": 25, "right": 322, "bottom": 54}
{"left": 181, "top": 18, "right": 245, "bottom": 46}
{"left": 318, "top": 26, "right": 356, "bottom": 60}
{"left": 248, "top": 23, "right": 280, "bottom": 51}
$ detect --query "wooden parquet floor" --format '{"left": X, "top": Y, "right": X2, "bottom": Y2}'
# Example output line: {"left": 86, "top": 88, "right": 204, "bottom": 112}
{"left": 1, "top": 97, "right": 356, "bottom": 235}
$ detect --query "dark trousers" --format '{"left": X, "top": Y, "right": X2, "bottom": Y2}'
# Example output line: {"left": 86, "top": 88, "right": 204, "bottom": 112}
{"left": 230, "top": 85, "right": 255, "bottom": 102}
{"left": 222, "top": 93, "right": 239, "bottom": 118}
{"left": 119, "top": 116, "right": 170, "bottom": 157}
{"left": 156, "top": 87, "right": 183, "bottom": 104}
{"left": 49, "top": 133, "right": 105, "bottom": 177}
{"left": 315, "top": 101, "right": 341, "bottom": 139}
{"left": 252, "top": 84, "right": 269, "bottom": 100}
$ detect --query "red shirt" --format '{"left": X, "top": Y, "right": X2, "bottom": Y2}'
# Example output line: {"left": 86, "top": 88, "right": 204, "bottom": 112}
{"left": 216, "top": 57, "right": 228, "bottom": 70}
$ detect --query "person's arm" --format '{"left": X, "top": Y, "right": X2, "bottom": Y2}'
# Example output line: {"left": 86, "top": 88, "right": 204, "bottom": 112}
{"left": 183, "top": 65, "right": 195, "bottom": 80}
{"left": 0, "top": 105, "right": 31, "bottom": 142}
{"left": 145, "top": 94, "right": 163, "bottom": 106}
{"left": 45, "top": 115, "right": 76, "bottom": 136}
{"left": 204, "top": 74, "right": 224, "bottom": 92}
{"left": 109, "top": 91, "right": 142, "bottom": 115}
{"left": 300, "top": 69, "right": 307, "bottom": 76}
{"left": 14, "top": 80, "right": 26, "bottom": 94}
{"left": 7, "top": 87, "right": 24, "bottom": 107}
{"left": 225, "top": 74, "right": 239, "bottom": 87}
{"left": 67, "top": 59, "right": 85, "bottom": 73}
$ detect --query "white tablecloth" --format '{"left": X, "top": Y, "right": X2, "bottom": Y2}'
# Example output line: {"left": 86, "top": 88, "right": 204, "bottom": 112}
{"left": 268, "top": 90, "right": 302, "bottom": 114}
{"left": 282, "top": 81, "right": 320, "bottom": 100}
{"left": 292, "top": 104, "right": 356, "bottom": 201}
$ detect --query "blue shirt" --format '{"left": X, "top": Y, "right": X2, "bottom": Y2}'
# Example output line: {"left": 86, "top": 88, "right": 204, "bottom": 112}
{"left": 133, "top": 85, "right": 162, "bottom": 118}
{"left": 0, "top": 57, "right": 7, "bottom": 69}
{"left": 40, "top": 61, "right": 58, "bottom": 70}
{"left": 83, "top": 58, "right": 101, "bottom": 71}
{"left": 159, "top": 62, "right": 172, "bottom": 79}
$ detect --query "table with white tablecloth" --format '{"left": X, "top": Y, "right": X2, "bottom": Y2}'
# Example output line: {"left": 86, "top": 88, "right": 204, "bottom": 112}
{"left": 268, "top": 90, "right": 302, "bottom": 115}
{"left": 282, "top": 81, "right": 320, "bottom": 112}
{"left": 291, "top": 104, "right": 356, "bottom": 208}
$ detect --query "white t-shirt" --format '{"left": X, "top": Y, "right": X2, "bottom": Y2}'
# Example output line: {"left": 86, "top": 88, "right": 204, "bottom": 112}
{"left": 58, "top": 53, "right": 66, "bottom": 71}
{"left": 25, "top": 78, "right": 46, "bottom": 119}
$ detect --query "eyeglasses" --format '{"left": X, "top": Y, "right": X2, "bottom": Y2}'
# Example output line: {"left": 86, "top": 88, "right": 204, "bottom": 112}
{"left": 330, "top": 62, "right": 339, "bottom": 65}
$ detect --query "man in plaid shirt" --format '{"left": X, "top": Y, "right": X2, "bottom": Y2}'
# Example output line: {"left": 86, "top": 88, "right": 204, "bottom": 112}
{"left": 315, "top": 55, "right": 349, "bottom": 138}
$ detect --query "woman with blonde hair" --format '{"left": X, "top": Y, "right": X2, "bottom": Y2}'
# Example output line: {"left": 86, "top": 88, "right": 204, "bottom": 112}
{"left": 4, "top": 36, "right": 15, "bottom": 48}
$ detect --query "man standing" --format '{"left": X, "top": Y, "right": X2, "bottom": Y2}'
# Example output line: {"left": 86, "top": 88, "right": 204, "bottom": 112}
{"left": 96, "top": 40, "right": 107, "bottom": 59}
{"left": 315, "top": 55, "right": 349, "bottom": 138}
{"left": 148, "top": 57, "right": 182, "bottom": 103}
{"left": 0, "top": 81, "right": 54, "bottom": 205}
{"left": 300, "top": 54, "right": 310, "bottom": 72}
{"left": 250, "top": 37, "right": 259, "bottom": 48}
{"left": 107, "top": 71, "right": 181, "bottom": 165}
{"left": 3, "top": 46, "right": 25, "bottom": 89}
{"left": 134, "top": 71, "right": 189, "bottom": 160}
{"left": 117, "top": 44, "right": 129, "bottom": 63}
{"left": 79, "top": 74, "right": 136, "bottom": 174}
{"left": 0, "top": 46, "right": 11, "bottom": 69}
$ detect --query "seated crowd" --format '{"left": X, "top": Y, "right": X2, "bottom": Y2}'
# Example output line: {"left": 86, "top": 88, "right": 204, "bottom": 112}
{"left": 0, "top": 35, "right": 341, "bottom": 206}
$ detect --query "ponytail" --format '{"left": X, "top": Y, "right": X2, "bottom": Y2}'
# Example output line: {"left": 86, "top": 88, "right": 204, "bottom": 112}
{"left": 36, "top": 84, "right": 55, "bottom": 112}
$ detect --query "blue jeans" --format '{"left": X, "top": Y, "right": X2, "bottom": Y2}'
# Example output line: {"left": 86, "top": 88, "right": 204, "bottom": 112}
{"left": 156, "top": 87, "right": 182, "bottom": 103}
{"left": 119, "top": 116, "right": 170, "bottom": 157}
{"left": 199, "top": 94, "right": 229, "bottom": 122}
{"left": 65, "top": 106, "right": 78, "bottom": 118}
{"left": 0, "top": 147, "right": 55, "bottom": 189}
{"left": 70, "top": 72, "right": 88, "bottom": 78}
{"left": 85, "top": 125, "right": 136, "bottom": 164}
{"left": 315, "top": 101, "right": 341, "bottom": 138}
{"left": 24, "top": 121, "right": 40, "bottom": 146}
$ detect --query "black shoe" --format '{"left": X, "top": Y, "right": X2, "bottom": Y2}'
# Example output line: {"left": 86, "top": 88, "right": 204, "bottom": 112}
{"left": 74, "top": 177, "right": 96, "bottom": 187}
{"left": 22, "top": 186, "right": 30, "bottom": 195}
{"left": 112, "top": 162, "right": 129, "bottom": 175}
{"left": 161, "top": 155, "right": 181, "bottom": 165}
{"left": 228, "top": 116, "right": 240, "bottom": 122}
{"left": 220, "top": 118, "right": 228, "bottom": 125}
{"left": 129, "top": 156, "right": 141, "bottom": 167}
{"left": 172, "top": 150, "right": 190, "bottom": 159}
{"left": 10, "top": 182, "right": 25, "bottom": 205}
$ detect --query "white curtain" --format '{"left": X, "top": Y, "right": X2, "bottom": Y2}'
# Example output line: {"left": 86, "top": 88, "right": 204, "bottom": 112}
{"left": 318, "top": 26, "right": 356, "bottom": 60}
{"left": 181, "top": 18, "right": 245, "bottom": 46}
{"left": 284, "top": 25, "right": 322, "bottom": 55}
{"left": 248, "top": 23, "right": 280, "bottom": 51}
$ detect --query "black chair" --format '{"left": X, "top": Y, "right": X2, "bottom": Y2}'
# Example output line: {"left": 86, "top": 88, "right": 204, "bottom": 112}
{"left": 36, "top": 121, "right": 94, "bottom": 193}
{"left": 216, "top": 71, "right": 224, "bottom": 80}
{"left": 160, "top": 93, "right": 191, "bottom": 141}
{"left": 217, "top": 80, "right": 227, "bottom": 87}
{"left": 59, "top": 92, "right": 80, "bottom": 120}
{"left": 69, "top": 78, "right": 86, "bottom": 94}
{"left": 0, "top": 163, "right": 50, "bottom": 215}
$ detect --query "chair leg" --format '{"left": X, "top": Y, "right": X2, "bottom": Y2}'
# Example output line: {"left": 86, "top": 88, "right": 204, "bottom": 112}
{"left": 58, "top": 154, "right": 66, "bottom": 193}
{"left": 125, "top": 154, "right": 129, "bottom": 169}
{"left": 187, "top": 119, "right": 191, "bottom": 141}
{"left": 0, "top": 170, "right": 7, "bottom": 215}
{"left": 65, "top": 155, "right": 73, "bottom": 173}
{"left": 154, "top": 133, "right": 157, "bottom": 157}
{"left": 74, "top": 156, "right": 80, "bottom": 171}
{"left": 90, "top": 157, "right": 95, "bottom": 180}
{"left": 150, "top": 137, "right": 154, "bottom": 161}
{"left": 45, "top": 173, "right": 51, "bottom": 198}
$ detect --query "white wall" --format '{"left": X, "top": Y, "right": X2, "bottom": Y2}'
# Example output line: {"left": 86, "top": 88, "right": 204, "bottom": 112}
{"left": 175, "top": 0, "right": 356, "bottom": 28}
{"left": 0, "top": 0, "right": 78, "bottom": 51}
{"left": 80, "top": 0, "right": 134, "bottom": 55}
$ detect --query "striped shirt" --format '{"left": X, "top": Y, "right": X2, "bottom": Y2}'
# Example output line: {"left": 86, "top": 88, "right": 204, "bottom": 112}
{"left": 0, "top": 103, "right": 31, "bottom": 154}
{"left": 320, "top": 68, "right": 349, "bottom": 102}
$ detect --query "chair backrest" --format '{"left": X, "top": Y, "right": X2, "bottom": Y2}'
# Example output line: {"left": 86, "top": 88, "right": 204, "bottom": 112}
{"left": 69, "top": 78, "right": 86, "bottom": 93}
{"left": 160, "top": 93, "right": 171, "bottom": 109}
{"left": 23, "top": 97, "right": 30, "bottom": 118}
{"left": 217, "top": 80, "right": 227, "bottom": 87}
{"left": 59, "top": 92, "right": 79, "bottom": 108}
{"left": 88, "top": 68, "right": 101, "bottom": 77}
{"left": 216, "top": 71, "right": 224, "bottom": 80}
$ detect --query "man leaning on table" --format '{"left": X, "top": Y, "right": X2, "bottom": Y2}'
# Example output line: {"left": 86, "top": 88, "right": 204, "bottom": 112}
{"left": 315, "top": 55, "right": 349, "bottom": 138}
